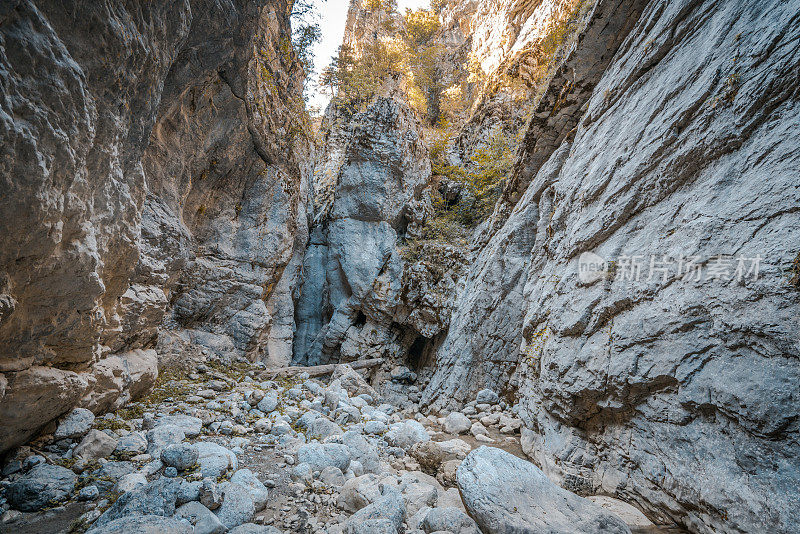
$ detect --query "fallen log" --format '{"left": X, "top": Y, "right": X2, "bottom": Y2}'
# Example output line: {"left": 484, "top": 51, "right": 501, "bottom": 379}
{"left": 258, "top": 358, "right": 384, "bottom": 379}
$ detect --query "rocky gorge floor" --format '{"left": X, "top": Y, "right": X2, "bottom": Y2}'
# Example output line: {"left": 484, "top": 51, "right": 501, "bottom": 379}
{"left": 0, "top": 359, "right": 679, "bottom": 534}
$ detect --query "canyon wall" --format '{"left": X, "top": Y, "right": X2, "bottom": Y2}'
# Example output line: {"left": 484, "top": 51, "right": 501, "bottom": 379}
{"left": 423, "top": 0, "right": 800, "bottom": 532}
{"left": 0, "top": 0, "right": 310, "bottom": 454}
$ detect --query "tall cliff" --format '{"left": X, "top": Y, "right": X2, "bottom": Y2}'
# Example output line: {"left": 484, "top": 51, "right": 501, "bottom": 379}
{"left": 0, "top": 0, "right": 311, "bottom": 454}
{"left": 422, "top": 0, "right": 800, "bottom": 532}
{"left": 296, "top": 0, "right": 800, "bottom": 532}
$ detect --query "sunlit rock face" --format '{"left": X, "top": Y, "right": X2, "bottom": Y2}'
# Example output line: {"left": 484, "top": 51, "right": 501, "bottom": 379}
{"left": 424, "top": 0, "right": 800, "bottom": 532}
{"left": 0, "top": 0, "right": 310, "bottom": 453}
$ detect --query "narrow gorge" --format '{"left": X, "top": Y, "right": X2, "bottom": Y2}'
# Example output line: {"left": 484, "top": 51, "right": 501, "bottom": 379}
{"left": 0, "top": 0, "right": 798, "bottom": 533}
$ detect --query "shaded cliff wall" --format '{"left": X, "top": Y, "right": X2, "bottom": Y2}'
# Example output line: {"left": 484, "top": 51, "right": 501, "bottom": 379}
{"left": 0, "top": 0, "right": 310, "bottom": 454}
{"left": 424, "top": 0, "right": 800, "bottom": 532}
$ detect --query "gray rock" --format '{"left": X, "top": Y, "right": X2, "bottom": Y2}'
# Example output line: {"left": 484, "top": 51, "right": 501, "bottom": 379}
{"left": 364, "top": 420, "right": 387, "bottom": 435}
{"left": 161, "top": 443, "right": 199, "bottom": 471}
{"left": 6, "top": 464, "right": 77, "bottom": 512}
{"left": 117, "top": 473, "right": 148, "bottom": 493}
{"left": 0, "top": 0, "right": 304, "bottom": 455}
{"left": 199, "top": 478, "right": 224, "bottom": 511}
{"left": 155, "top": 415, "right": 203, "bottom": 438}
{"left": 230, "top": 469, "right": 269, "bottom": 510}
{"left": 177, "top": 480, "right": 202, "bottom": 506}
{"left": 93, "top": 478, "right": 183, "bottom": 528}
{"left": 146, "top": 425, "right": 186, "bottom": 457}
{"left": 175, "top": 501, "right": 227, "bottom": 534}
{"left": 320, "top": 466, "right": 345, "bottom": 486}
{"left": 256, "top": 395, "right": 278, "bottom": 414}
{"left": 419, "top": 1, "right": 800, "bottom": 532}
{"left": 457, "top": 447, "right": 630, "bottom": 534}
{"left": 297, "top": 443, "right": 351, "bottom": 472}
{"left": 86, "top": 514, "right": 192, "bottom": 534}
{"left": 228, "top": 524, "right": 283, "bottom": 534}
{"left": 309, "top": 417, "right": 343, "bottom": 439}
{"left": 291, "top": 463, "right": 313, "bottom": 484}
{"left": 214, "top": 482, "right": 255, "bottom": 529}
{"left": 74, "top": 429, "right": 118, "bottom": 460}
{"left": 164, "top": 466, "right": 178, "bottom": 478}
{"left": 195, "top": 442, "right": 238, "bottom": 479}
{"left": 338, "top": 474, "right": 382, "bottom": 513}
{"left": 401, "top": 481, "right": 438, "bottom": 518}
{"left": 343, "top": 486, "right": 405, "bottom": 534}
{"left": 384, "top": 421, "right": 430, "bottom": 450}
{"left": 342, "top": 430, "right": 381, "bottom": 474}
{"left": 54, "top": 408, "right": 95, "bottom": 440}
{"left": 420, "top": 507, "right": 480, "bottom": 534}
{"left": 331, "top": 364, "right": 378, "bottom": 398}
{"left": 441, "top": 413, "right": 471, "bottom": 435}
{"left": 475, "top": 389, "right": 499, "bottom": 405}
{"left": 79, "top": 485, "right": 100, "bottom": 501}
{"left": 115, "top": 432, "right": 148, "bottom": 455}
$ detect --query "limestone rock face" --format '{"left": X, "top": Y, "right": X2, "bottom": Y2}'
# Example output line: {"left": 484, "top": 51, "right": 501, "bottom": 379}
{"left": 425, "top": 0, "right": 800, "bottom": 532}
{"left": 0, "top": 0, "right": 309, "bottom": 454}
{"left": 293, "top": 97, "right": 432, "bottom": 366}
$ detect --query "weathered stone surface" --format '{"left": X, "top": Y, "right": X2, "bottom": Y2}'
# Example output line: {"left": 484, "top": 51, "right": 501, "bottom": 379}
{"left": 195, "top": 442, "right": 238, "bottom": 479}
{"left": 297, "top": 443, "right": 351, "bottom": 473}
{"left": 0, "top": 366, "right": 87, "bottom": 454}
{"left": 74, "top": 429, "right": 118, "bottom": 461}
{"left": 229, "top": 469, "right": 269, "bottom": 511}
{"left": 79, "top": 350, "right": 159, "bottom": 414}
{"left": 6, "top": 464, "right": 77, "bottom": 512}
{"left": 0, "top": 0, "right": 310, "bottom": 455}
{"left": 175, "top": 501, "right": 227, "bottom": 534}
{"left": 93, "top": 478, "right": 183, "bottom": 528}
{"left": 215, "top": 482, "right": 256, "bottom": 529}
{"left": 54, "top": 408, "right": 95, "bottom": 440}
{"left": 420, "top": 506, "right": 480, "bottom": 534}
{"left": 442, "top": 412, "right": 470, "bottom": 435}
{"left": 228, "top": 525, "right": 283, "bottom": 534}
{"left": 343, "top": 486, "right": 405, "bottom": 534}
{"left": 293, "top": 97, "right": 431, "bottom": 367}
{"left": 161, "top": 443, "right": 200, "bottom": 471}
{"left": 457, "top": 447, "right": 630, "bottom": 534}
{"left": 422, "top": 0, "right": 800, "bottom": 532}
{"left": 86, "top": 515, "right": 192, "bottom": 534}
{"left": 146, "top": 425, "right": 186, "bottom": 457}
{"left": 385, "top": 420, "right": 430, "bottom": 451}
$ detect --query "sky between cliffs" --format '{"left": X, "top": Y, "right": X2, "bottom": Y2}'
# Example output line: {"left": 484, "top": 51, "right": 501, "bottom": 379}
{"left": 308, "top": 0, "right": 431, "bottom": 113}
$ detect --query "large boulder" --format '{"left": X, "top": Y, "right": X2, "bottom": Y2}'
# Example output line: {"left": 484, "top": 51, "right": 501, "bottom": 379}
{"left": 457, "top": 447, "right": 630, "bottom": 534}
{"left": 154, "top": 415, "right": 203, "bottom": 438}
{"left": 93, "top": 478, "right": 183, "bottom": 528}
{"left": 342, "top": 430, "right": 381, "bottom": 474}
{"left": 338, "top": 474, "right": 382, "bottom": 513}
{"left": 409, "top": 440, "right": 468, "bottom": 475}
{"left": 86, "top": 514, "right": 192, "bottom": 534}
{"left": 6, "top": 463, "right": 77, "bottom": 512}
{"left": 146, "top": 425, "right": 186, "bottom": 457}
